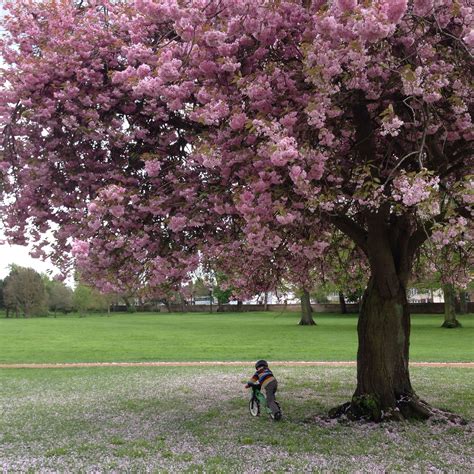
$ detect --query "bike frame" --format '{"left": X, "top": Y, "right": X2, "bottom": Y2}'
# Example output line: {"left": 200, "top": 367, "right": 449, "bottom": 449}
{"left": 250, "top": 385, "right": 272, "bottom": 414}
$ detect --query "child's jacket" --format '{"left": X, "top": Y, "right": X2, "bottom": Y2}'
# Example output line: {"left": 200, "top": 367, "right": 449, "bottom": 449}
{"left": 249, "top": 367, "right": 276, "bottom": 389}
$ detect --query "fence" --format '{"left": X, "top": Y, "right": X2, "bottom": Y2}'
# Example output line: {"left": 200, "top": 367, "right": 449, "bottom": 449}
{"left": 113, "top": 301, "right": 474, "bottom": 314}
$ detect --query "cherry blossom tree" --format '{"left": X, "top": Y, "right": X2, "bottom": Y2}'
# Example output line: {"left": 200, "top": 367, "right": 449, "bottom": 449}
{"left": 1, "top": 0, "right": 472, "bottom": 420}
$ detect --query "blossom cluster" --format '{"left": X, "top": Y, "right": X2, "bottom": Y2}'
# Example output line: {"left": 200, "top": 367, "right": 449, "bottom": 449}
{"left": 0, "top": 0, "right": 472, "bottom": 295}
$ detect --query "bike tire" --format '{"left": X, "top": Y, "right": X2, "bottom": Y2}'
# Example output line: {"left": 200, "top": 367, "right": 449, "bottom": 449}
{"left": 249, "top": 398, "right": 260, "bottom": 417}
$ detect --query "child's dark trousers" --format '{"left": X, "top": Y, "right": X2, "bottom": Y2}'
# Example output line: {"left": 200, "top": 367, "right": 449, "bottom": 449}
{"left": 264, "top": 380, "right": 279, "bottom": 415}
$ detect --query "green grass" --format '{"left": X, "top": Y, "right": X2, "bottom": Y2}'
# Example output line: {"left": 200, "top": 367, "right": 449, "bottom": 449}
{"left": 0, "top": 311, "right": 472, "bottom": 363}
{"left": 0, "top": 366, "right": 472, "bottom": 472}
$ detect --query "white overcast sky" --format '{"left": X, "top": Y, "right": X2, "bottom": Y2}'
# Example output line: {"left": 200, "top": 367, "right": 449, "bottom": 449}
{"left": 0, "top": 241, "right": 59, "bottom": 279}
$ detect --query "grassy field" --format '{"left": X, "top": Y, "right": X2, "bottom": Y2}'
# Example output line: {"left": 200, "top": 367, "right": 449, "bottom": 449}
{"left": 0, "top": 311, "right": 473, "bottom": 364}
{"left": 1, "top": 312, "right": 473, "bottom": 471}
{"left": 1, "top": 366, "right": 472, "bottom": 472}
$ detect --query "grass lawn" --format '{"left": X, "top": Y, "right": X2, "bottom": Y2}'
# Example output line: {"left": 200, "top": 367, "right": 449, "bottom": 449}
{"left": 1, "top": 366, "right": 472, "bottom": 472}
{"left": 0, "top": 311, "right": 473, "bottom": 364}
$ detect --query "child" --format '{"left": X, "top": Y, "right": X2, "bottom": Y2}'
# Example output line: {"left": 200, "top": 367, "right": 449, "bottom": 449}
{"left": 245, "top": 359, "right": 281, "bottom": 420}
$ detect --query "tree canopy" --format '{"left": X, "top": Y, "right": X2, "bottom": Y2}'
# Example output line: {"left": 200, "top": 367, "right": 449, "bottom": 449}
{"left": 1, "top": 0, "right": 471, "bottom": 294}
{"left": 1, "top": 0, "right": 472, "bottom": 420}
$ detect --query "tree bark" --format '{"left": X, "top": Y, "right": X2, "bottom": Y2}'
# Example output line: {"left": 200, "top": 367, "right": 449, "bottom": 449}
{"left": 355, "top": 277, "right": 415, "bottom": 419}
{"left": 329, "top": 274, "right": 435, "bottom": 421}
{"left": 339, "top": 291, "right": 347, "bottom": 314}
{"left": 329, "top": 209, "right": 443, "bottom": 421}
{"left": 299, "top": 289, "right": 316, "bottom": 326}
{"left": 441, "top": 283, "right": 461, "bottom": 328}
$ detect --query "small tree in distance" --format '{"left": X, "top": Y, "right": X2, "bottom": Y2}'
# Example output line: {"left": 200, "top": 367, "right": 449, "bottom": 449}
{"left": 46, "top": 279, "right": 74, "bottom": 315}
{"left": 73, "top": 281, "right": 111, "bottom": 316}
{"left": 3, "top": 266, "right": 48, "bottom": 318}
{"left": 0, "top": 279, "right": 4, "bottom": 311}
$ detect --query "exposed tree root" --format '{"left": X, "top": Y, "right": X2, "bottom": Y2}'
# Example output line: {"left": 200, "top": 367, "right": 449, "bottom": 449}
{"left": 441, "top": 320, "right": 462, "bottom": 328}
{"left": 298, "top": 320, "right": 316, "bottom": 326}
{"left": 328, "top": 394, "right": 468, "bottom": 424}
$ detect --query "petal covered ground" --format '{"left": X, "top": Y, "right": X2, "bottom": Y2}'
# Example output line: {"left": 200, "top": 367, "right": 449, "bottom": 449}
{"left": 1, "top": 366, "right": 473, "bottom": 472}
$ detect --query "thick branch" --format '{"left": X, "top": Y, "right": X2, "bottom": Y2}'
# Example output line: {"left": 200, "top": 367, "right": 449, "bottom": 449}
{"left": 329, "top": 214, "right": 368, "bottom": 255}
{"left": 352, "top": 92, "right": 376, "bottom": 165}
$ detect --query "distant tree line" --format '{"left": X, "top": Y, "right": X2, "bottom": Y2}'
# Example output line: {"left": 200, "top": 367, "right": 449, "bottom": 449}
{"left": 0, "top": 265, "right": 113, "bottom": 317}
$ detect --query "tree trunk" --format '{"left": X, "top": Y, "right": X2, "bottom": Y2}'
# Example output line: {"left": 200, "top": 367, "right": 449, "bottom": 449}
{"left": 441, "top": 283, "right": 461, "bottom": 328}
{"left": 264, "top": 292, "right": 269, "bottom": 311}
{"left": 338, "top": 291, "right": 347, "bottom": 314}
{"left": 327, "top": 209, "right": 453, "bottom": 422}
{"left": 355, "top": 277, "right": 416, "bottom": 419}
{"left": 330, "top": 276, "right": 435, "bottom": 421}
{"left": 123, "top": 297, "right": 132, "bottom": 312}
{"left": 299, "top": 289, "right": 316, "bottom": 326}
{"left": 458, "top": 290, "right": 468, "bottom": 315}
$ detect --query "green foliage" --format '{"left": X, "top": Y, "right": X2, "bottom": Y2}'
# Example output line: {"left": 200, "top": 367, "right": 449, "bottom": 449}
{"left": 0, "top": 279, "right": 4, "bottom": 309}
{"left": 43, "top": 277, "right": 74, "bottom": 314}
{"left": 213, "top": 286, "right": 232, "bottom": 305}
{"left": 310, "top": 287, "right": 330, "bottom": 303}
{"left": 191, "top": 277, "right": 211, "bottom": 298}
{"left": 3, "top": 266, "right": 48, "bottom": 317}
{"left": 212, "top": 273, "right": 233, "bottom": 305}
{"left": 72, "top": 282, "right": 110, "bottom": 315}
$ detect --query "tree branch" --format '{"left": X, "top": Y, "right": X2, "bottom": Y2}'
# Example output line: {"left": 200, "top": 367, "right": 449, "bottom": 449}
{"left": 329, "top": 214, "right": 368, "bottom": 255}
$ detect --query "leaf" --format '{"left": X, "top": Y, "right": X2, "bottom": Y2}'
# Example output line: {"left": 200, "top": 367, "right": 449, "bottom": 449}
{"left": 402, "top": 65, "right": 416, "bottom": 83}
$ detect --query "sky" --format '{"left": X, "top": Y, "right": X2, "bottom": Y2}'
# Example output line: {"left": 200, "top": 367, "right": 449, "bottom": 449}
{"left": 0, "top": 240, "right": 59, "bottom": 279}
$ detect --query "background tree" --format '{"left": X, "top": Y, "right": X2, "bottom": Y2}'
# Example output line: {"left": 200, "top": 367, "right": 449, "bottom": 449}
{"left": 414, "top": 241, "right": 472, "bottom": 328}
{"left": 0, "top": 279, "right": 4, "bottom": 311}
{"left": 73, "top": 282, "right": 110, "bottom": 316}
{"left": 1, "top": 0, "right": 472, "bottom": 421}
{"left": 45, "top": 278, "right": 74, "bottom": 315}
{"left": 2, "top": 266, "right": 48, "bottom": 317}
{"left": 211, "top": 272, "right": 233, "bottom": 311}
{"left": 298, "top": 288, "right": 315, "bottom": 326}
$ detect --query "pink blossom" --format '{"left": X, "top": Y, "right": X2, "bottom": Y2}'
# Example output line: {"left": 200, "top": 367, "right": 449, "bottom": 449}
{"left": 380, "top": 116, "right": 404, "bottom": 137}
{"left": 136, "top": 64, "right": 151, "bottom": 78}
{"left": 384, "top": 0, "right": 408, "bottom": 23}
{"left": 463, "top": 29, "right": 474, "bottom": 48}
{"left": 270, "top": 137, "right": 299, "bottom": 166}
{"left": 87, "top": 202, "right": 99, "bottom": 214}
{"left": 229, "top": 113, "right": 247, "bottom": 131}
{"left": 336, "top": 0, "right": 357, "bottom": 12}
{"left": 169, "top": 216, "right": 188, "bottom": 232}
{"left": 71, "top": 240, "right": 90, "bottom": 257}
{"left": 109, "top": 205, "right": 125, "bottom": 218}
{"left": 276, "top": 213, "right": 296, "bottom": 225}
{"left": 144, "top": 160, "right": 162, "bottom": 177}
{"left": 413, "top": 0, "right": 434, "bottom": 16}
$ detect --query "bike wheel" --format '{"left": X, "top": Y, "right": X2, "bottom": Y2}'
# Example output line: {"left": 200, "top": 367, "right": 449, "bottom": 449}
{"left": 249, "top": 398, "right": 260, "bottom": 417}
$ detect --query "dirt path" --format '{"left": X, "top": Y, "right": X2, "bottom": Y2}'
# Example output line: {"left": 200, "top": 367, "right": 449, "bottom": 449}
{"left": 0, "top": 361, "right": 473, "bottom": 369}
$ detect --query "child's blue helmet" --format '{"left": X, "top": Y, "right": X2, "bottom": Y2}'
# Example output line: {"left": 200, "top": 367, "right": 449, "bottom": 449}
{"left": 255, "top": 359, "right": 268, "bottom": 370}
